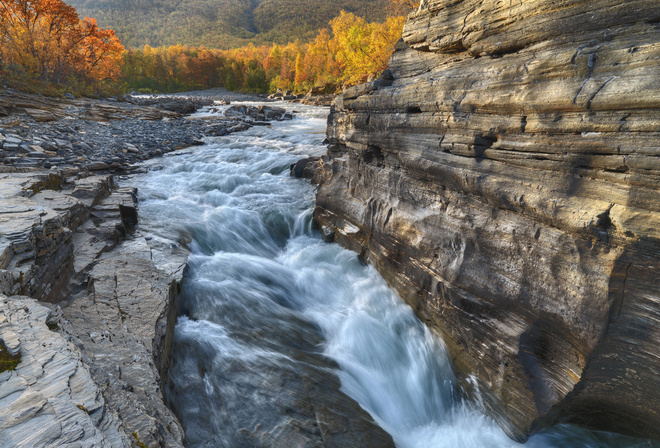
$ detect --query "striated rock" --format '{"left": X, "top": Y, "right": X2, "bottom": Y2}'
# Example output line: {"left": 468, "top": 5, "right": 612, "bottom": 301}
{"left": 61, "top": 243, "right": 186, "bottom": 448}
{"left": 87, "top": 102, "right": 181, "bottom": 121}
{"left": 0, "top": 172, "right": 87, "bottom": 302}
{"left": 314, "top": 0, "right": 660, "bottom": 442}
{"left": 24, "top": 108, "right": 58, "bottom": 122}
{"left": 0, "top": 169, "right": 187, "bottom": 447}
{"left": 0, "top": 91, "right": 70, "bottom": 120}
{"left": 0, "top": 172, "right": 133, "bottom": 302}
{"left": 62, "top": 180, "right": 186, "bottom": 447}
{"left": 0, "top": 295, "right": 129, "bottom": 448}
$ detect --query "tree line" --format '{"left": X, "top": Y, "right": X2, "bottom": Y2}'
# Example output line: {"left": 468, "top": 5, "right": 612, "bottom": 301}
{"left": 122, "top": 12, "right": 405, "bottom": 94}
{"left": 0, "top": 0, "right": 418, "bottom": 96}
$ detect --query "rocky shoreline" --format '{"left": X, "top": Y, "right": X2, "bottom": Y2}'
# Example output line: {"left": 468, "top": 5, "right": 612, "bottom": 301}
{"left": 0, "top": 89, "right": 295, "bottom": 174}
{"left": 0, "top": 90, "right": 293, "bottom": 447}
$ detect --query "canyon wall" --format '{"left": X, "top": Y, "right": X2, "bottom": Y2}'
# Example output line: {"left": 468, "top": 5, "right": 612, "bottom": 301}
{"left": 314, "top": 0, "right": 660, "bottom": 441}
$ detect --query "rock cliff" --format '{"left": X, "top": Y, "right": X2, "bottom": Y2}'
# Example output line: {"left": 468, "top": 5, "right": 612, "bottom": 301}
{"left": 314, "top": 0, "right": 660, "bottom": 441}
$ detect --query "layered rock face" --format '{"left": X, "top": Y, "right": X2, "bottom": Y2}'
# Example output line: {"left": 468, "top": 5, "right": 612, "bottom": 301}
{"left": 314, "top": 0, "right": 660, "bottom": 441}
{"left": 0, "top": 296, "right": 128, "bottom": 447}
{"left": 0, "top": 171, "right": 187, "bottom": 447}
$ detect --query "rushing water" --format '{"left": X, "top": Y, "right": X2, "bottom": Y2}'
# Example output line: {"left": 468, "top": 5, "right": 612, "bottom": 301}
{"left": 135, "top": 103, "right": 657, "bottom": 448}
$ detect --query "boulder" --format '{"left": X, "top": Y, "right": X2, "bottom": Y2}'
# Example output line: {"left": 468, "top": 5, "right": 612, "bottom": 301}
{"left": 290, "top": 157, "right": 322, "bottom": 180}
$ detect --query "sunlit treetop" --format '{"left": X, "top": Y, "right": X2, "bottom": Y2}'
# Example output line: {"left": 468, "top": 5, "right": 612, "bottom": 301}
{"left": 0, "top": 0, "right": 124, "bottom": 86}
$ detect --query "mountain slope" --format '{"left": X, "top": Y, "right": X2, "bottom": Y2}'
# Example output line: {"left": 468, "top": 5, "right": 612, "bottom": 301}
{"left": 66, "top": 0, "right": 392, "bottom": 48}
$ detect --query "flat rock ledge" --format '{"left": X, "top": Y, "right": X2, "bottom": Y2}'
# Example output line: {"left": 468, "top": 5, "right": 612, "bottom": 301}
{"left": 0, "top": 296, "right": 127, "bottom": 447}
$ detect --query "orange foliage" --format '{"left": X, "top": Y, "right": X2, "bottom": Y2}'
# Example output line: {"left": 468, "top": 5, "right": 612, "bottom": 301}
{"left": 123, "top": 10, "right": 405, "bottom": 94}
{"left": 0, "top": 0, "right": 124, "bottom": 86}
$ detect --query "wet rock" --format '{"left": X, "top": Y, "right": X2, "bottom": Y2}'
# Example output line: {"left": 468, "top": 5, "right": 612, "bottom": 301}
{"left": 128, "top": 96, "right": 213, "bottom": 114}
{"left": 290, "top": 157, "right": 322, "bottom": 180}
{"left": 314, "top": 0, "right": 660, "bottom": 442}
{"left": 225, "top": 104, "right": 291, "bottom": 121}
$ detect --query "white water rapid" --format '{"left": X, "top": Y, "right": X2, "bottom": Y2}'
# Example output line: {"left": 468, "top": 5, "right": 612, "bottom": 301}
{"left": 134, "top": 103, "right": 655, "bottom": 448}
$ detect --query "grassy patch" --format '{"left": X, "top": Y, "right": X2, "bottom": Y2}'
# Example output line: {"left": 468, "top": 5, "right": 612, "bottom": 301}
{"left": 23, "top": 174, "right": 64, "bottom": 197}
{"left": 131, "top": 432, "right": 148, "bottom": 448}
{"left": 0, "top": 340, "right": 21, "bottom": 373}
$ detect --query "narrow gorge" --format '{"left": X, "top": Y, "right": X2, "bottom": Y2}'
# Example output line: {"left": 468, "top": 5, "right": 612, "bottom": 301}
{"left": 314, "top": 0, "right": 660, "bottom": 442}
{"left": 1, "top": 0, "right": 659, "bottom": 446}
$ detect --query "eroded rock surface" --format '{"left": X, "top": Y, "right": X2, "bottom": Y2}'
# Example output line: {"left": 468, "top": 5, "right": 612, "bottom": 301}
{"left": 0, "top": 170, "right": 187, "bottom": 447}
{"left": 314, "top": 0, "right": 660, "bottom": 441}
{"left": 0, "top": 295, "right": 129, "bottom": 448}
{"left": 60, "top": 242, "right": 186, "bottom": 448}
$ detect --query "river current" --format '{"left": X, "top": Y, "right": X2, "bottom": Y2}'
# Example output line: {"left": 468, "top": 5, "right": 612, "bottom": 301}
{"left": 135, "top": 103, "right": 655, "bottom": 448}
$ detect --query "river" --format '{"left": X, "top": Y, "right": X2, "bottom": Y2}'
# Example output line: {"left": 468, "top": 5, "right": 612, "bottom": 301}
{"left": 134, "top": 103, "right": 655, "bottom": 448}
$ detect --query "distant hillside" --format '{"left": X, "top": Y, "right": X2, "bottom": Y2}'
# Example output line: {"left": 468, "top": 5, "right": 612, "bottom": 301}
{"left": 66, "top": 0, "right": 393, "bottom": 48}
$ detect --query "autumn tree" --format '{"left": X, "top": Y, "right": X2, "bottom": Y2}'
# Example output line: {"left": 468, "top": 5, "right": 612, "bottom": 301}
{"left": 330, "top": 11, "right": 404, "bottom": 86}
{"left": 0, "top": 0, "right": 124, "bottom": 88}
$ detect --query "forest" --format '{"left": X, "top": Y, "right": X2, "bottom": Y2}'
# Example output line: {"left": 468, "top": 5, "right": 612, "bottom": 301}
{"left": 0, "top": 0, "right": 418, "bottom": 96}
{"left": 122, "top": 12, "right": 406, "bottom": 94}
{"left": 67, "top": 0, "right": 396, "bottom": 49}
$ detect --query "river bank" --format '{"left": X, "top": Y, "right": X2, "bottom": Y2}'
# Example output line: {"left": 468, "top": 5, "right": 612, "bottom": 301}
{"left": 0, "top": 91, "right": 299, "bottom": 447}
